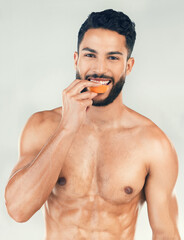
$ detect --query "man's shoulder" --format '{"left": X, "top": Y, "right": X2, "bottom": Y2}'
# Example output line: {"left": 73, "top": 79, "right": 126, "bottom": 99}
{"left": 18, "top": 107, "right": 62, "bottom": 156}
{"left": 27, "top": 107, "right": 62, "bottom": 129}
{"left": 126, "top": 107, "right": 178, "bottom": 174}
{"left": 31, "top": 107, "right": 61, "bottom": 123}
{"left": 124, "top": 106, "right": 158, "bottom": 132}
{"left": 20, "top": 107, "right": 62, "bottom": 144}
{"left": 125, "top": 106, "right": 174, "bottom": 154}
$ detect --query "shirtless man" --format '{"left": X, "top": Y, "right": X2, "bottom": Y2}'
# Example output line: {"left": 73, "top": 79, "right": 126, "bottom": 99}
{"left": 5, "top": 9, "right": 181, "bottom": 240}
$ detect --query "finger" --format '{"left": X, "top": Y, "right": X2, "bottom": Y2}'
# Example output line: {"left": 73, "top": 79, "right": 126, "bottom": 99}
{"left": 78, "top": 98, "right": 93, "bottom": 108}
{"left": 64, "top": 79, "right": 81, "bottom": 92}
{"left": 74, "top": 91, "right": 98, "bottom": 100}
{"left": 68, "top": 80, "right": 101, "bottom": 96}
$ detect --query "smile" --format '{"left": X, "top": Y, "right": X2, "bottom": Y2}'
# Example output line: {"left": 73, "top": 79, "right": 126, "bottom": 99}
{"left": 87, "top": 78, "right": 111, "bottom": 85}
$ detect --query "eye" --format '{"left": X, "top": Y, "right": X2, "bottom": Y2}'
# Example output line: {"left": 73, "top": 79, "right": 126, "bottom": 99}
{"left": 84, "top": 53, "right": 96, "bottom": 58}
{"left": 108, "top": 56, "right": 119, "bottom": 60}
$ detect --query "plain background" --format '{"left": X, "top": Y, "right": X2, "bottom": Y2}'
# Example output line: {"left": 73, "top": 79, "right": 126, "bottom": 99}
{"left": 0, "top": 0, "right": 183, "bottom": 239}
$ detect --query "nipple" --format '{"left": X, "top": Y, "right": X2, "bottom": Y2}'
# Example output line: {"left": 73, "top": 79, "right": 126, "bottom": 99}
{"left": 57, "top": 177, "right": 66, "bottom": 186}
{"left": 124, "top": 186, "right": 133, "bottom": 194}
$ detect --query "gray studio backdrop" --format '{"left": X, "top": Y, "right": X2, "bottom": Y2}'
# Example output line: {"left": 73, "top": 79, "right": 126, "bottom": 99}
{"left": 0, "top": 0, "right": 183, "bottom": 239}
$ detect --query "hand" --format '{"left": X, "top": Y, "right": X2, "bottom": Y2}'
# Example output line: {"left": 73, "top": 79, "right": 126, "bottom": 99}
{"left": 60, "top": 79, "right": 100, "bottom": 132}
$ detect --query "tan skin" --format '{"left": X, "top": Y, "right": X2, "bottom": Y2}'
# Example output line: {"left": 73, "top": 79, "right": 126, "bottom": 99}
{"left": 5, "top": 29, "right": 180, "bottom": 240}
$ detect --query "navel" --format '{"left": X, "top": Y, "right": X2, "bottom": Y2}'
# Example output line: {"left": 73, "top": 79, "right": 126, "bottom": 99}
{"left": 124, "top": 186, "right": 133, "bottom": 194}
{"left": 57, "top": 177, "right": 66, "bottom": 186}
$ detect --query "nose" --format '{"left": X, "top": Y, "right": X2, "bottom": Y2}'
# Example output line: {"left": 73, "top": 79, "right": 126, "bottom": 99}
{"left": 92, "top": 58, "right": 108, "bottom": 75}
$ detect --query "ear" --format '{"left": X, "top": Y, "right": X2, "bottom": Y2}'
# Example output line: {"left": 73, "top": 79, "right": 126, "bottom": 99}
{"left": 74, "top": 51, "right": 79, "bottom": 69}
{"left": 126, "top": 57, "right": 135, "bottom": 76}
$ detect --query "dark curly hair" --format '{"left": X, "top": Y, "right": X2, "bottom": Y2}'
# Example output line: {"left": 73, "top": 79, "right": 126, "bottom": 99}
{"left": 77, "top": 9, "right": 136, "bottom": 59}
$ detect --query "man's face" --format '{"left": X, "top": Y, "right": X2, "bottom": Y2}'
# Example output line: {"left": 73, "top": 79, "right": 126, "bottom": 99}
{"left": 74, "top": 28, "right": 134, "bottom": 107}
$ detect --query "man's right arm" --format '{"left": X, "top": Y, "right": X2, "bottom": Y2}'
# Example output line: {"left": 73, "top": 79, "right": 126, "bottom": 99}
{"left": 4, "top": 110, "right": 77, "bottom": 223}
{"left": 4, "top": 79, "right": 100, "bottom": 223}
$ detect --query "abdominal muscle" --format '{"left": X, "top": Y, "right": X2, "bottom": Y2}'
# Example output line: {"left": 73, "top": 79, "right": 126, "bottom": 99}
{"left": 43, "top": 189, "right": 141, "bottom": 240}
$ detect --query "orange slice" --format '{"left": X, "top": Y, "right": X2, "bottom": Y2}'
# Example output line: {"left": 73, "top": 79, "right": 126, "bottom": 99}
{"left": 89, "top": 85, "right": 109, "bottom": 93}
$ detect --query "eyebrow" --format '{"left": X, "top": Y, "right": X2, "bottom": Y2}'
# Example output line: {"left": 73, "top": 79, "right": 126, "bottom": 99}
{"left": 82, "top": 47, "right": 97, "bottom": 53}
{"left": 82, "top": 47, "right": 123, "bottom": 56}
{"left": 107, "top": 51, "right": 123, "bottom": 56}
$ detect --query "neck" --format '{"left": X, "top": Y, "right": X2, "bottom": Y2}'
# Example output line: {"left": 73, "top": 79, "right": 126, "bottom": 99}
{"left": 85, "top": 93, "right": 125, "bottom": 131}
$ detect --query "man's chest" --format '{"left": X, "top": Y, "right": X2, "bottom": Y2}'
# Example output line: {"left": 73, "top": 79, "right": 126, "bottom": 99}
{"left": 55, "top": 127, "right": 148, "bottom": 204}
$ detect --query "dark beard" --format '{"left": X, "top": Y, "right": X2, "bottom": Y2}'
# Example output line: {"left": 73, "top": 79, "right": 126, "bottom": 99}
{"left": 76, "top": 71, "right": 125, "bottom": 107}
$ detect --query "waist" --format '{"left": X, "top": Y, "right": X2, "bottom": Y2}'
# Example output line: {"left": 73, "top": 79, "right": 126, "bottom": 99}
{"left": 44, "top": 224, "right": 136, "bottom": 240}
{"left": 44, "top": 206, "right": 138, "bottom": 240}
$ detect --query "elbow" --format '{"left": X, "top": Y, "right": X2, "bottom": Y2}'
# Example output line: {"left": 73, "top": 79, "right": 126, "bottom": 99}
{"left": 5, "top": 200, "right": 31, "bottom": 223}
{"left": 4, "top": 188, "right": 31, "bottom": 223}
{"left": 151, "top": 217, "right": 181, "bottom": 240}
{"left": 153, "top": 233, "right": 181, "bottom": 240}
{"left": 4, "top": 182, "right": 43, "bottom": 223}
{"left": 152, "top": 228, "right": 181, "bottom": 240}
{"left": 8, "top": 211, "right": 30, "bottom": 223}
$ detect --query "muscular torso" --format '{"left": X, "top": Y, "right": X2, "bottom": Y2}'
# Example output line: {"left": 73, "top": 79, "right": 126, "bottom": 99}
{"left": 43, "top": 107, "right": 151, "bottom": 240}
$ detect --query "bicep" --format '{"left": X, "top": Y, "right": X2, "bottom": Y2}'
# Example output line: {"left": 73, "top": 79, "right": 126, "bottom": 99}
{"left": 10, "top": 113, "right": 46, "bottom": 179}
{"left": 145, "top": 141, "right": 178, "bottom": 233}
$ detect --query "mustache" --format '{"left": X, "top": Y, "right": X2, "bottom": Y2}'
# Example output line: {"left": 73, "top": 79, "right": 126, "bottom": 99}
{"left": 85, "top": 74, "right": 114, "bottom": 83}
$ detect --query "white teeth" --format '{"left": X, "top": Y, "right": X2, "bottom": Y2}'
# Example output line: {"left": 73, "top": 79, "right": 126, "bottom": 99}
{"left": 89, "top": 79, "right": 110, "bottom": 85}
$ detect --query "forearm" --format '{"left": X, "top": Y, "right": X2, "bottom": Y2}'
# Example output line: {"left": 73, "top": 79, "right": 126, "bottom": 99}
{"left": 5, "top": 126, "right": 76, "bottom": 222}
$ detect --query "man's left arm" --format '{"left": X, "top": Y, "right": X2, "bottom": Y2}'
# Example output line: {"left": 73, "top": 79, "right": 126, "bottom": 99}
{"left": 145, "top": 136, "right": 181, "bottom": 239}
